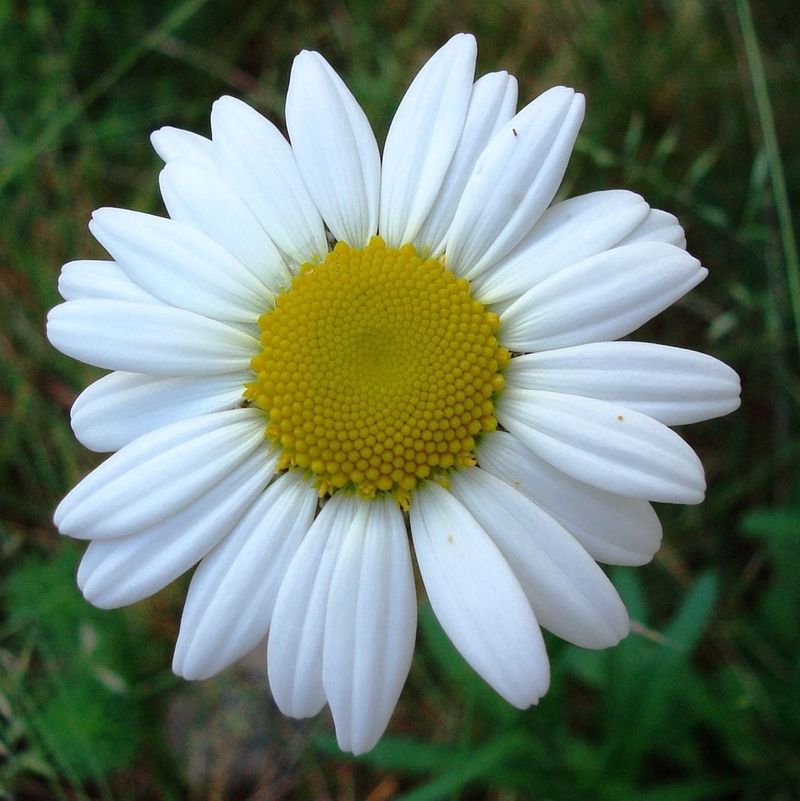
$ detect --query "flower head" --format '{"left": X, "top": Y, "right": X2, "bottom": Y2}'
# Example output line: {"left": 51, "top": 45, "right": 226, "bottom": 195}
{"left": 47, "top": 33, "right": 740, "bottom": 754}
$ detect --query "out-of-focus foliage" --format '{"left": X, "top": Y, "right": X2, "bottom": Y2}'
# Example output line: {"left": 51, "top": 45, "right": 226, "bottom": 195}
{"left": 1, "top": 0, "right": 798, "bottom": 798}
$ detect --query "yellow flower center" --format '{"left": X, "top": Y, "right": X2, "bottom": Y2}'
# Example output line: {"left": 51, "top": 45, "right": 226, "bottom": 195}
{"left": 245, "top": 236, "right": 508, "bottom": 508}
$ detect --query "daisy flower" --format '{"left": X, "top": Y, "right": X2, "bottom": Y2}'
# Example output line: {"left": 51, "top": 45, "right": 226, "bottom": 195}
{"left": 47, "top": 33, "right": 740, "bottom": 755}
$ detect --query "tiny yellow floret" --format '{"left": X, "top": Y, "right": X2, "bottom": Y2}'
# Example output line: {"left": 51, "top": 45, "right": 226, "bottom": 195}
{"left": 245, "top": 236, "right": 507, "bottom": 506}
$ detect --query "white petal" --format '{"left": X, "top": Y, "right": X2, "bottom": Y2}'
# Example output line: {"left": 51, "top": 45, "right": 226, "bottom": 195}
{"left": 446, "top": 86, "right": 585, "bottom": 279}
{"left": 211, "top": 96, "right": 328, "bottom": 266}
{"left": 500, "top": 242, "right": 707, "bottom": 351}
{"left": 55, "top": 408, "right": 267, "bottom": 539}
{"left": 58, "top": 260, "right": 162, "bottom": 304}
{"left": 46, "top": 300, "right": 258, "bottom": 375}
{"left": 410, "top": 482, "right": 549, "bottom": 708}
{"left": 379, "top": 34, "right": 477, "bottom": 246}
{"left": 619, "top": 208, "right": 686, "bottom": 248}
{"left": 286, "top": 51, "right": 380, "bottom": 247}
{"left": 77, "top": 447, "right": 275, "bottom": 608}
{"left": 159, "top": 160, "right": 291, "bottom": 293}
{"left": 471, "top": 190, "right": 649, "bottom": 304}
{"left": 450, "top": 469, "right": 628, "bottom": 648}
{"left": 413, "top": 71, "right": 518, "bottom": 256}
{"left": 324, "top": 497, "right": 416, "bottom": 755}
{"left": 267, "top": 493, "right": 358, "bottom": 718}
{"left": 506, "top": 342, "right": 741, "bottom": 426}
{"left": 174, "top": 472, "right": 318, "bottom": 679}
{"left": 497, "top": 388, "right": 706, "bottom": 504}
{"left": 89, "top": 208, "right": 270, "bottom": 322}
{"left": 71, "top": 371, "right": 250, "bottom": 453}
{"left": 478, "top": 431, "right": 662, "bottom": 566}
{"left": 151, "top": 126, "right": 216, "bottom": 171}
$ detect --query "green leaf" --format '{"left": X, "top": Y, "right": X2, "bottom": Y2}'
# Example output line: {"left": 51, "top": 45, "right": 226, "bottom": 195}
{"left": 314, "top": 734, "right": 468, "bottom": 775}
{"left": 24, "top": 673, "right": 144, "bottom": 784}
{"left": 3, "top": 548, "right": 146, "bottom": 782}
{"left": 741, "top": 508, "right": 800, "bottom": 647}
{"left": 602, "top": 573, "right": 718, "bottom": 774}
{"left": 394, "top": 731, "right": 525, "bottom": 801}
{"left": 638, "top": 777, "right": 740, "bottom": 801}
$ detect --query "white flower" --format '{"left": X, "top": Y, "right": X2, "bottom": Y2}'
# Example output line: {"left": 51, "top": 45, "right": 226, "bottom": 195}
{"left": 47, "top": 33, "right": 740, "bottom": 755}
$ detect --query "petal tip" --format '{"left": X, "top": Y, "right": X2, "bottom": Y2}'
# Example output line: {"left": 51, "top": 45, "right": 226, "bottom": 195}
{"left": 450, "top": 31, "right": 477, "bottom": 49}
{"left": 150, "top": 128, "right": 164, "bottom": 151}
{"left": 150, "top": 127, "right": 173, "bottom": 156}
{"left": 685, "top": 488, "right": 706, "bottom": 506}
{"left": 81, "top": 578, "right": 120, "bottom": 611}
{"left": 293, "top": 48, "right": 321, "bottom": 67}
{"left": 210, "top": 94, "right": 246, "bottom": 120}
{"left": 171, "top": 652, "right": 211, "bottom": 682}
{"left": 53, "top": 494, "right": 70, "bottom": 529}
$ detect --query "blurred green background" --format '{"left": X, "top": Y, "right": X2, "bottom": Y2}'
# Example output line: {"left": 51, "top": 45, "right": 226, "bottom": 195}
{"left": 1, "top": 0, "right": 799, "bottom": 798}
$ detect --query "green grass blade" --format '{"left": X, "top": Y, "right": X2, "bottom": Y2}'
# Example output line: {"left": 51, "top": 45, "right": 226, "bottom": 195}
{"left": 0, "top": 0, "right": 212, "bottom": 191}
{"left": 735, "top": 0, "right": 800, "bottom": 359}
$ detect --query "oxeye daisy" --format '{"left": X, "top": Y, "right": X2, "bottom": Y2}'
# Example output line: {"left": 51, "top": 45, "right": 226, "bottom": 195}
{"left": 47, "top": 33, "right": 740, "bottom": 755}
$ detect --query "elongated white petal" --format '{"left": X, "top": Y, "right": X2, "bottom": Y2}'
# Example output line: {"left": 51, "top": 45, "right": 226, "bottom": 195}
{"left": 379, "top": 34, "right": 477, "bottom": 246}
{"left": 450, "top": 469, "right": 629, "bottom": 648}
{"left": 446, "top": 87, "right": 585, "bottom": 279}
{"left": 478, "top": 431, "right": 662, "bottom": 566}
{"left": 89, "top": 208, "right": 269, "bottom": 322}
{"left": 619, "top": 208, "right": 686, "bottom": 248}
{"left": 267, "top": 493, "right": 358, "bottom": 718}
{"left": 506, "top": 343, "right": 741, "bottom": 426}
{"left": 58, "top": 260, "right": 162, "bottom": 304}
{"left": 211, "top": 96, "right": 327, "bottom": 265}
{"left": 151, "top": 126, "right": 216, "bottom": 171}
{"left": 413, "top": 71, "right": 518, "bottom": 256}
{"left": 174, "top": 472, "right": 318, "bottom": 679}
{"left": 501, "top": 242, "right": 707, "bottom": 351}
{"left": 324, "top": 497, "right": 416, "bottom": 755}
{"left": 71, "top": 371, "right": 249, "bottom": 452}
{"left": 410, "top": 482, "right": 549, "bottom": 707}
{"left": 159, "top": 160, "right": 291, "bottom": 293}
{"left": 55, "top": 408, "right": 266, "bottom": 538}
{"left": 47, "top": 300, "right": 258, "bottom": 375}
{"left": 471, "top": 190, "right": 649, "bottom": 304}
{"left": 287, "top": 51, "right": 380, "bottom": 247}
{"left": 77, "top": 447, "right": 275, "bottom": 608}
{"left": 497, "top": 389, "right": 706, "bottom": 504}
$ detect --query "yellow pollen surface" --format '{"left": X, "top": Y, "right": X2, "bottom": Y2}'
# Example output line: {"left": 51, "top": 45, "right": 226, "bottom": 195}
{"left": 245, "top": 236, "right": 509, "bottom": 508}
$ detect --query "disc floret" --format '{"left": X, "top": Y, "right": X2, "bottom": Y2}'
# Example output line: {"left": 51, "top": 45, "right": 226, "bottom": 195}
{"left": 245, "top": 236, "right": 508, "bottom": 507}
